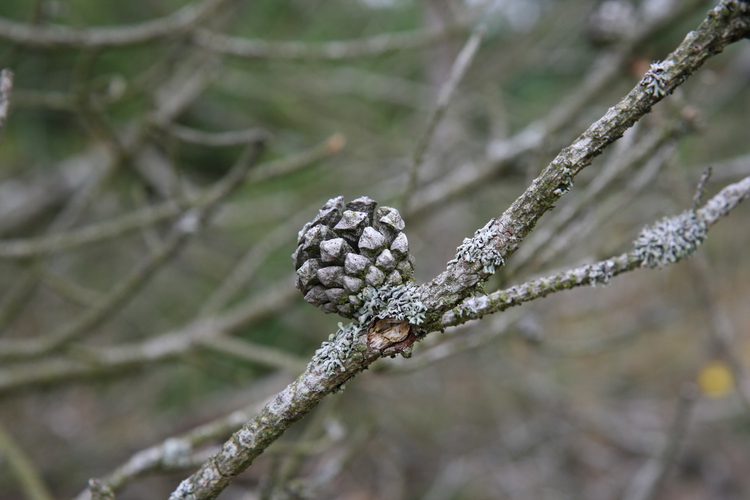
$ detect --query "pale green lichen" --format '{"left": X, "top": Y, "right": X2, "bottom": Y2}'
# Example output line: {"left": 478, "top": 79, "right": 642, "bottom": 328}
{"left": 449, "top": 219, "right": 505, "bottom": 274}
{"left": 633, "top": 210, "right": 707, "bottom": 268}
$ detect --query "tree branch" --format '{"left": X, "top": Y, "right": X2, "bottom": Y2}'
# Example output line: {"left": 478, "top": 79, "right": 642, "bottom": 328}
{"left": 0, "top": 68, "right": 12, "bottom": 143}
{"left": 192, "top": 22, "right": 468, "bottom": 61}
{"left": 0, "top": 0, "right": 229, "bottom": 49}
{"left": 0, "top": 140, "right": 267, "bottom": 361}
{"left": 441, "top": 175, "right": 750, "bottom": 328}
{"left": 0, "top": 134, "right": 343, "bottom": 259}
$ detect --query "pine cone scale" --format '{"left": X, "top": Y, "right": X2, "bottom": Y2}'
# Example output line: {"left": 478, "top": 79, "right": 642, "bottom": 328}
{"left": 293, "top": 196, "right": 415, "bottom": 319}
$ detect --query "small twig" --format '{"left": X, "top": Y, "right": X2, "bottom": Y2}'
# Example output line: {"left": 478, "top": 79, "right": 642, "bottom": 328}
{"left": 622, "top": 383, "right": 699, "bottom": 500}
{"left": 0, "top": 421, "right": 54, "bottom": 500}
{"left": 0, "top": 68, "right": 13, "bottom": 143}
{"left": 0, "top": 0, "right": 229, "bottom": 49}
{"left": 39, "top": 268, "right": 102, "bottom": 307}
{"left": 402, "top": 26, "right": 484, "bottom": 213}
{"left": 165, "top": 123, "right": 271, "bottom": 147}
{"left": 192, "top": 22, "right": 468, "bottom": 61}
{"left": 198, "top": 336, "right": 309, "bottom": 374}
{"left": 691, "top": 165, "right": 713, "bottom": 210}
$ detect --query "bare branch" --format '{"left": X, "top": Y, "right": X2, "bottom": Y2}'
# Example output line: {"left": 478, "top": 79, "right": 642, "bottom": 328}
{"left": 0, "top": 279, "right": 298, "bottom": 395}
{"left": 0, "top": 134, "right": 344, "bottom": 259}
{"left": 622, "top": 384, "right": 699, "bottom": 500}
{"left": 0, "top": 68, "right": 12, "bottom": 143}
{"left": 407, "top": 0, "right": 710, "bottom": 220}
{"left": 192, "top": 22, "right": 468, "bottom": 61}
{"left": 402, "top": 27, "right": 484, "bottom": 212}
{"left": 73, "top": 377, "right": 291, "bottom": 500}
{"left": 164, "top": 123, "right": 271, "bottom": 147}
{"left": 0, "top": 0, "right": 229, "bottom": 49}
{"left": 0, "top": 141, "right": 267, "bottom": 361}
{"left": 0, "top": 422, "right": 54, "bottom": 500}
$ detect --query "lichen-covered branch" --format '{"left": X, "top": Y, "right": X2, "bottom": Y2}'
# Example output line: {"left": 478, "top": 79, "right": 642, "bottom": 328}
{"left": 167, "top": 3, "right": 750, "bottom": 499}
{"left": 416, "top": 1, "right": 750, "bottom": 318}
{"left": 441, "top": 176, "right": 750, "bottom": 328}
{"left": 168, "top": 171, "right": 749, "bottom": 500}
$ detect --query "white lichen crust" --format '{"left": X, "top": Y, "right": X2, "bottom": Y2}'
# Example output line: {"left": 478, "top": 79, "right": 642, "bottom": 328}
{"left": 586, "top": 259, "right": 616, "bottom": 286}
{"left": 449, "top": 219, "right": 505, "bottom": 274}
{"left": 640, "top": 60, "right": 675, "bottom": 98}
{"left": 633, "top": 210, "right": 707, "bottom": 268}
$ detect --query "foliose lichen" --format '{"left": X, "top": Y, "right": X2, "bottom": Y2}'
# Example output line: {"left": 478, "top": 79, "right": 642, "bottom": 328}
{"left": 633, "top": 210, "right": 707, "bottom": 268}
{"left": 312, "top": 321, "right": 362, "bottom": 375}
{"left": 449, "top": 220, "right": 505, "bottom": 274}
{"left": 357, "top": 284, "right": 427, "bottom": 326}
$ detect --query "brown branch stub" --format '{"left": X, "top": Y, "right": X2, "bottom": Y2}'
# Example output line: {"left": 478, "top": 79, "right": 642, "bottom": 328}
{"left": 366, "top": 318, "right": 417, "bottom": 354}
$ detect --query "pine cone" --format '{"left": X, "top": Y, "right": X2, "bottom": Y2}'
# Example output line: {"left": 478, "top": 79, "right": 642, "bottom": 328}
{"left": 292, "top": 196, "right": 415, "bottom": 319}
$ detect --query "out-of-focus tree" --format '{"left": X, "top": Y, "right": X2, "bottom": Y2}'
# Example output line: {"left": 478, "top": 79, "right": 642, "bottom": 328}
{"left": 0, "top": 1, "right": 749, "bottom": 499}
